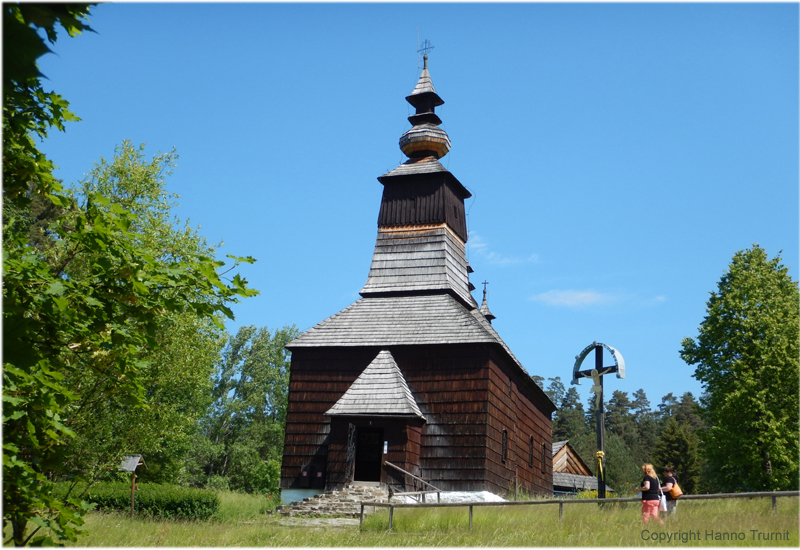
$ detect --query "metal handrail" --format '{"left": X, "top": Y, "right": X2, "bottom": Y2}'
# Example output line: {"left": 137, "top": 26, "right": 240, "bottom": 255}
{"left": 384, "top": 461, "right": 441, "bottom": 492}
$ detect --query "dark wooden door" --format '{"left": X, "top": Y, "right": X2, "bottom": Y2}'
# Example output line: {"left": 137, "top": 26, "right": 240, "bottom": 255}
{"left": 354, "top": 427, "right": 383, "bottom": 482}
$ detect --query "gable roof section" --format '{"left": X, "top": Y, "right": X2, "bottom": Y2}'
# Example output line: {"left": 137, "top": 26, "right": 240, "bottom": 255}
{"left": 325, "top": 350, "right": 425, "bottom": 419}
{"left": 552, "top": 441, "right": 614, "bottom": 493}
{"left": 552, "top": 440, "right": 594, "bottom": 476}
{"left": 551, "top": 440, "right": 567, "bottom": 456}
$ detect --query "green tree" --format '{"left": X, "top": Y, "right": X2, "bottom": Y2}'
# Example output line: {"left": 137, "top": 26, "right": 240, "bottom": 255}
{"left": 2, "top": 3, "right": 92, "bottom": 205}
{"left": 544, "top": 376, "right": 565, "bottom": 406}
{"left": 656, "top": 392, "right": 679, "bottom": 427}
{"left": 552, "top": 387, "right": 588, "bottom": 442}
{"left": 680, "top": 245, "right": 799, "bottom": 492}
{"left": 2, "top": 6, "right": 258, "bottom": 544}
{"left": 606, "top": 390, "right": 637, "bottom": 450}
{"left": 569, "top": 430, "right": 639, "bottom": 495}
{"left": 674, "top": 392, "right": 705, "bottom": 434}
{"left": 584, "top": 393, "right": 601, "bottom": 434}
{"left": 185, "top": 325, "right": 299, "bottom": 495}
{"left": 630, "top": 389, "right": 658, "bottom": 464}
{"left": 52, "top": 142, "right": 231, "bottom": 486}
{"left": 653, "top": 418, "right": 701, "bottom": 495}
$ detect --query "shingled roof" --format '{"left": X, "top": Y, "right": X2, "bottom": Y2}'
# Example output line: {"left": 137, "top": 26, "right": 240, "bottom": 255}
{"left": 379, "top": 156, "right": 451, "bottom": 179}
{"left": 360, "top": 226, "right": 476, "bottom": 307}
{"left": 287, "top": 293, "right": 516, "bottom": 359}
{"left": 552, "top": 471, "right": 613, "bottom": 493}
{"left": 325, "top": 350, "right": 425, "bottom": 419}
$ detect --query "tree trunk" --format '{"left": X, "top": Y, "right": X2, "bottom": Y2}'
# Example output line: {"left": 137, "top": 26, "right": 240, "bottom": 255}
{"left": 11, "top": 514, "right": 28, "bottom": 547}
{"left": 761, "top": 449, "right": 772, "bottom": 478}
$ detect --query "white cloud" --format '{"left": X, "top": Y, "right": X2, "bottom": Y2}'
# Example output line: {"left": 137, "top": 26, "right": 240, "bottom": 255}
{"left": 530, "top": 290, "right": 668, "bottom": 308}
{"left": 530, "top": 289, "right": 618, "bottom": 307}
{"left": 468, "top": 232, "right": 540, "bottom": 266}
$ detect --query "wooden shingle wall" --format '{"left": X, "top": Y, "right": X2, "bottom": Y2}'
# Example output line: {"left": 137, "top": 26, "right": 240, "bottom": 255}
{"left": 392, "top": 345, "right": 490, "bottom": 492}
{"left": 281, "top": 344, "right": 554, "bottom": 496}
{"left": 378, "top": 177, "right": 468, "bottom": 242}
{"left": 282, "top": 347, "right": 375, "bottom": 489}
{"left": 484, "top": 348, "right": 553, "bottom": 496}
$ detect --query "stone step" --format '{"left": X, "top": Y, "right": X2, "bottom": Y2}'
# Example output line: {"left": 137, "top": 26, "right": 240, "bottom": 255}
{"left": 273, "top": 484, "right": 390, "bottom": 517}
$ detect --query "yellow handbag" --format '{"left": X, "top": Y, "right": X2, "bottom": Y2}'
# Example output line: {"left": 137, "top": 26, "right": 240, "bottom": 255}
{"left": 669, "top": 481, "right": 683, "bottom": 499}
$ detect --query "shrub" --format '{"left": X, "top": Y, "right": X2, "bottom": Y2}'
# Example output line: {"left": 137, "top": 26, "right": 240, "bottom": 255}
{"left": 54, "top": 482, "right": 219, "bottom": 520}
{"left": 205, "top": 475, "right": 230, "bottom": 492}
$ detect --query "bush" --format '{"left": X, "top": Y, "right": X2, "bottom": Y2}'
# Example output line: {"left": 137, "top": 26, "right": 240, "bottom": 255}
{"left": 54, "top": 482, "right": 219, "bottom": 520}
{"left": 205, "top": 475, "right": 230, "bottom": 492}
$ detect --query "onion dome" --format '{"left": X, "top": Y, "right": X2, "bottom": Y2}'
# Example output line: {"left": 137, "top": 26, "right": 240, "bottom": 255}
{"left": 399, "top": 55, "right": 451, "bottom": 159}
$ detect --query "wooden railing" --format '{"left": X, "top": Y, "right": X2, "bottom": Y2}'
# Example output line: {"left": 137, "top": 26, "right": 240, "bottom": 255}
{"left": 359, "top": 490, "right": 800, "bottom": 530}
{"left": 383, "top": 461, "right": 442, "bottom": 502}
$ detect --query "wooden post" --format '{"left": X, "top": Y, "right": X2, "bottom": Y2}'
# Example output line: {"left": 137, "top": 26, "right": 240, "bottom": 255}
{"left": 772, "top": 496, "right": 777, "bottom": 514}
{"left": 469, "top": 505, "right": 473, "bottom": 528}
{"left": 595, "top": 346, "right": 606, "bottom": 500}
{"left": 559, "top": 501, "right": 563, "bottom": 520}
{"left": 515, "top": 466, "right": 519, "bottom": 501}
{"left": 388, "top": 506, "right": 394, "bottom": 530}
{"left": 360, "top": 504, "right": 364, "bottom": 528}
{"left": 130, "top": 471, "right": 136, "bottom": 519}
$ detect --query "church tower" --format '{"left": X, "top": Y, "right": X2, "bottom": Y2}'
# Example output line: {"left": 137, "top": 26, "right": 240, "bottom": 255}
{"left": 281, "top": 57, "right": 555, "bottom": 496}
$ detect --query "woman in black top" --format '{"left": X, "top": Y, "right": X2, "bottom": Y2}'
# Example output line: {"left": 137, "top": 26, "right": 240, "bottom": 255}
{"left": 661, "top": 466, "right": 678, "bottom": 516}
{"left": 637, "top": 463, "right": 664, "bottom": 525}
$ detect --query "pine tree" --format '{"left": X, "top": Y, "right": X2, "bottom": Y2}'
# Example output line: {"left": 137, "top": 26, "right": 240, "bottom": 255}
{"left": 653, "top": 418, "right": 701, "bottom": 494}
{"left": 674, "top": 392, "right": 705, "bottom": 433}
{"left": 631, "top": 389, "right": 658, "bottom": 465}
{"left": 656, "top": 392, "right": 678, "bottom": 428}
{"left": 552, "top": 387, "right": 588, "bottom": 441}
{"left": 606, "top": 390, "right": 637, "bottom": 450}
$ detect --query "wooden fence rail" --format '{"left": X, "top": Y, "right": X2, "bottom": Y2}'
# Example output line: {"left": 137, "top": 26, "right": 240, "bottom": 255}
{"left": 359, "top": 490, "right": 800, "bottom": 530}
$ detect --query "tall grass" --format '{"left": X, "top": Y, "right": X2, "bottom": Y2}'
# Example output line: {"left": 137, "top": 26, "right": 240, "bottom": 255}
{"left": 27, "top": 494, "right": 798, "bottom": 547}
{"left": 211, "top": 490, "right": 278, "bottom": 522}
{"left": 360, "top": 497, "right": 799, "bottom": 546}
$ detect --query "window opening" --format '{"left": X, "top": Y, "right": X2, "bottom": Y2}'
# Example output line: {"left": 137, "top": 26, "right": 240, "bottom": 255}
{"left": 529, "top": 436, "right": 534, "bottom": 467}
{"left": 540, "top": 442, "right": 546, "bottom": 473}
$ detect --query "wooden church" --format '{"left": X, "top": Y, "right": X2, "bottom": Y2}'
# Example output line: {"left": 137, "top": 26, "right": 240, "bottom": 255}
{"left": 280, "top": 56, "right": 556, "bottom": 497}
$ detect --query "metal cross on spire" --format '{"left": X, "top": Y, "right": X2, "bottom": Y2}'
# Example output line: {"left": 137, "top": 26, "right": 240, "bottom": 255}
{"left": 418, "top": 39, "right": 434, "bottom": 70}
{"left": 418, "top": 39, "right": 435, "bottom": 57}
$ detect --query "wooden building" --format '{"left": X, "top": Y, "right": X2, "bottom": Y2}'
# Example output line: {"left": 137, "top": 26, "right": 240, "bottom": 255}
{"left": 280, "top": 57, "right": 556, "bottom": 497}
{"left": 551, "top": 440, "right": 613, "bottom": 495}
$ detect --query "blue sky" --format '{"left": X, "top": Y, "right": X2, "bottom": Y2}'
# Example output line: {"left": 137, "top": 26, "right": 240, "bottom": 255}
{"left": 37, "top": 3, "right": 799, "bottom": 413}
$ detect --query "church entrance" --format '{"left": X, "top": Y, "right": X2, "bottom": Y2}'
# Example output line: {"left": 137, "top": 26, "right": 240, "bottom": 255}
{"left": 354, "top": 427, "right": 383, "bottom": 482}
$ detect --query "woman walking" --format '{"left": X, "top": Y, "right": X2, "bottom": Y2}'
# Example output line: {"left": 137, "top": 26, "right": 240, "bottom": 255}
{"left": 637, "top": 463, "right": 664, "bottom": 525}
{"left": 661, "top": 466, "right": 678, "bottom": 517}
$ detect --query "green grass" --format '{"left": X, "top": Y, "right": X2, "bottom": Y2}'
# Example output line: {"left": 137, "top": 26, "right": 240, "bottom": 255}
{"left": 211, "top": 490, "right": 278, "bottom": 522}
{"left": 8, "top": 494, "right": 798, "bottom": 546}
